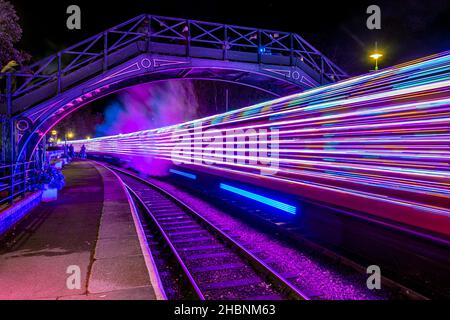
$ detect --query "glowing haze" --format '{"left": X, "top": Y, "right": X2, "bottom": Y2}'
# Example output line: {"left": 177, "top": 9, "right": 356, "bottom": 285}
{"left": 96, "top": 81, "right": 199, "bottom": 136}
{"left": 94, "top": 80, "right": 199, "bottom": 175}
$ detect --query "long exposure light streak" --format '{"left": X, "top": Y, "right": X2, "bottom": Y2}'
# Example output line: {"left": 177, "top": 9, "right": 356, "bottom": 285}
{"left": 68, "top": 51, "right": 450, "bottom": 236}
{"left": 169, "top": 169, "right": 197, "bottom": 180}
{"left": 219, "top": 183, "right": 297, "bottom": 214}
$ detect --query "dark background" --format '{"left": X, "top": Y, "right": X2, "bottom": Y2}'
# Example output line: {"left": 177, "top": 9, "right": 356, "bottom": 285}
{"left": 11, "top": 0, "right": 450, "bottom": 75}
{"left": 9, "top": 0, "right": 450, "bottom": 138}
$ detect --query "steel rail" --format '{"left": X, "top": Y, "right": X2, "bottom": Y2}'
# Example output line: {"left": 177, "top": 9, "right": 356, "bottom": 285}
{"left": 110, "top": 165, "right": 309, "bottom": 300}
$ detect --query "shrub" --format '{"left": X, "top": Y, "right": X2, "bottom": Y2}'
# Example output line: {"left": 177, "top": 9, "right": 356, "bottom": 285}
{"left": 31, "top": 165, "right": 65, "bottom": 190}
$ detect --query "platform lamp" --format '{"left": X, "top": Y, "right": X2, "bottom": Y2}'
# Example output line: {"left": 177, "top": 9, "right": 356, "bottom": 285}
{"left": 64, "top": 131, "right": 74, "bottom": 146}
{"left": 51, "top": 130, "right": 57, "bottom": 145}
{"left": 64, "top": 132, "right": 74, "bottom": 158}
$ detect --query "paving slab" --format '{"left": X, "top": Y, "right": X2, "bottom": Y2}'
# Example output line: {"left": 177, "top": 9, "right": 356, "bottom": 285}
{"left": 88, "top": 255, "right": 151, "bottom": 293}
{"left": 95, "top": 237, "right": 142, "bottom": 259}
{"left": 59, "top": 286, "right": 156, "bottom": 300}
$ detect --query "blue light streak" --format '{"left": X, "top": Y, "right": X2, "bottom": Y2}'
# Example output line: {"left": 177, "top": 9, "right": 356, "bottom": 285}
{"left": 219, "top": 183, "right": 297, "bottom": 214}
{"left": 169, "top": 169, "right": 197, "bottom": 180}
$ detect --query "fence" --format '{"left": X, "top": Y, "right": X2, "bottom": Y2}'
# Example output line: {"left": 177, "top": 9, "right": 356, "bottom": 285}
{"left": 0, "top": 161, "right": 38, "bottom": 205}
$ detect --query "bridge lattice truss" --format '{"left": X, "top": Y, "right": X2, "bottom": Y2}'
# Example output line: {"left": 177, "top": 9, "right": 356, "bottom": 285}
{"left": 0, "top": 14, "right": 347, "bottom": 114}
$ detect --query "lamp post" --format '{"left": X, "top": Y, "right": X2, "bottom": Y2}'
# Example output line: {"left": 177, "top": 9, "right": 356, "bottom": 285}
{"left": 370, "top": 42, "right": 383, "bottom": 71}
{"left": 51, "top": 130, "right": 57, "bottom": 146}
{"left": 65, "top": 131, "right": 74, "bottom": 144}
{"left": 64, "top": 132, "right": 74, "bottom": 158}
{"left": 370, "top": 52, "right": 383, "bottom": 71}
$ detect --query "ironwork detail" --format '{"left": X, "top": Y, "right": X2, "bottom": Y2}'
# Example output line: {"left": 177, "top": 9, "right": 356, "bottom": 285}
{"left": 0, "top": 14, "right": 347, "bottom": 105}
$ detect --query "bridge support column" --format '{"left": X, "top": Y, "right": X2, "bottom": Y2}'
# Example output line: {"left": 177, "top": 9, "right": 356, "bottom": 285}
{"left": 1, "top": 73, "right": 16, "bottom": 164}
{"left": 1, "top": 116, "right": 6, "bottom": 163}
{"left": 0, "top": 116, "right": 16, "bottom": 203}
{"left": 1, "top": 120, "right": 16, "bottom": 164}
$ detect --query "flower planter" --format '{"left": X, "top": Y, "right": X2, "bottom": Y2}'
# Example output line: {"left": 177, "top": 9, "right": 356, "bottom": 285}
{"left": 32, "top": 165, "right": 65, "bottom": 200}
{"left": 42, "top": 187, "right": 58, "bottom": 202}
{"left": 54, "top": 161, "right": 63, "bottom": 169}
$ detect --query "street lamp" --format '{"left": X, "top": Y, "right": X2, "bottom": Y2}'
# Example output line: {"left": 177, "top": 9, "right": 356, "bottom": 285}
{"left": 49, "top": 130, "right": 58, "bottom": 146}
{"left": 370, "top": 42, "right": 383, "bottom": 71}
{"left": 64, "top": 132, "right": 74, "bottom": 152}
{"left": 370, "top": 52, "right": 383, "bottom": 71}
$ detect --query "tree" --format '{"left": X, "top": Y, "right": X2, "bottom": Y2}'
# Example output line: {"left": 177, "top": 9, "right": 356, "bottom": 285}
{"left": 0, "top": 0, "right": 29, "bottom": 69}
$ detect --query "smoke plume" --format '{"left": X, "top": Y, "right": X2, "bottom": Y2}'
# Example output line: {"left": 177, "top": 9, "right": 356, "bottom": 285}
{"left": 95, "top": 81, "right": 199, "bottom": 175}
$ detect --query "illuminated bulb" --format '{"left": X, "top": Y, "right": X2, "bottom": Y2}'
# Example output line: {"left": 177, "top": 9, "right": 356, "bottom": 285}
{"left": 370, "top": 53, "right": 383, "bottom": 60}
{"left": 370, "top": 52, "right": 383, "bottom": 71}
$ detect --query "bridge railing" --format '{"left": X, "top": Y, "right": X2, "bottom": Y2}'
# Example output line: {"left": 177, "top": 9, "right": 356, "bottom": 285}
{"left": 0, "top": 161, "right": 38, "bottom": 205}
{"left": 0, "top": 14, "right": 347, "bottom": 108}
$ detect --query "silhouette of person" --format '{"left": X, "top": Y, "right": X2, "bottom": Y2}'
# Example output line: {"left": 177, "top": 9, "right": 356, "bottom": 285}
{"left": 80, "top": 145, "right": 86, "bottom": 159}
{"left": 69, "top": 144, "right": 74, "bottom": 158}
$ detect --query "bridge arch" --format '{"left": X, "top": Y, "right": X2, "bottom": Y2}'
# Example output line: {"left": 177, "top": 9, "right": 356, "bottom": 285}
{"left": 0, "top": 14, "right": 346, "bottom": 162}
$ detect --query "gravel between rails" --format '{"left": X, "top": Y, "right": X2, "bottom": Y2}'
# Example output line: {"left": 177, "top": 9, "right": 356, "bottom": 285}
{"left": 144, "top": 177, "right": 394, "bottom": 300}
{"left": 186, "top": 255, "right": 242, "bottom": 268}
{"left": 194, "top": 266, "right": 257, "bottom": 284}
{"left": 205, "top": 281, "right": 279, "bottom": 300}
{"left": 176, "top": 239, "right": 220, "bottom": 249}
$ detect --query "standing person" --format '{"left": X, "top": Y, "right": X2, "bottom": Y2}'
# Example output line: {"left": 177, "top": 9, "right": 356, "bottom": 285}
{"left": 80, "top": 145, "right": 86, "bottom": 159}
{"left": 64, "top": 144, "right": 69, "bottom": 158}
{"left": 69, "top": 144, "right": 75, "bottom": 158}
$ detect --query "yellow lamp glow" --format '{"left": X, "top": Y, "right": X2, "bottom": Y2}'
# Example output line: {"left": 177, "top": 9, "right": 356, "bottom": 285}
{"left": 370, "top": 53, "right": 383, "bottom": 60}
{"left": 67, "top": 132, "right": 74, "bottom": 139}
{"left": 370, "top": 52, "right": 383, "bottom": 71}
{"left": 51, "top": 130, "right": 57, "bottom": 135}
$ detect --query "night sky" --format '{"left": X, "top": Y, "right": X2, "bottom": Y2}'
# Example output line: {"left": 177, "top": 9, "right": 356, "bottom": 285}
{"left": 9, "top": 0, "right": 450, "bottom": 138}
{"left": 11, "top": 0, "right": 450, "bottom": 75}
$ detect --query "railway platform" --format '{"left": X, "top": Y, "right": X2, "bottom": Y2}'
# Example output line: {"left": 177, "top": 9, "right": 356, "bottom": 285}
{"left": 0, "top": 161, "right": 163, "bottom": 300}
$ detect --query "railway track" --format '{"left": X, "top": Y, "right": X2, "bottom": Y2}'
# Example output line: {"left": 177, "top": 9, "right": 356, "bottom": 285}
{"left": 108, "top": 166, "right": 309, "bottom": 300}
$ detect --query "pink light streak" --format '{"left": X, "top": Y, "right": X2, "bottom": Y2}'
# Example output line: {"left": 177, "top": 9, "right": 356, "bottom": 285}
{"left": 67, "top": 51, "right": 450, "bottom": 236}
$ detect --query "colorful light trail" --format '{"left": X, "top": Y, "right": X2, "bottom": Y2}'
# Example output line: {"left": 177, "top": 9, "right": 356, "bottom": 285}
{"left": 68, "top": 51, "right": 450, "bottom": 236}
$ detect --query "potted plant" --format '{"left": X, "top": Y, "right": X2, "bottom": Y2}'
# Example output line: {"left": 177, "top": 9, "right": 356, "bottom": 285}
{"left": 61, "top": 155, "right": 69, "bottom": 166}
{"left": 31, "top": 165, "right": 65, "bottom": 202}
